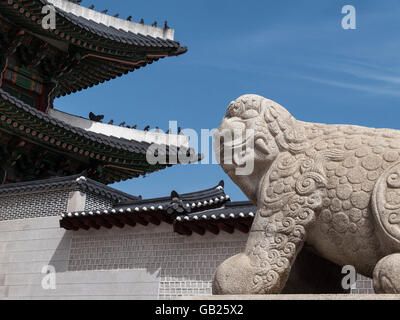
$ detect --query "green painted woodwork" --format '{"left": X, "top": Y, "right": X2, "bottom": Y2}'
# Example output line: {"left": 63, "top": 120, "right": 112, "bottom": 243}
{"left": 0, "top": 95, "right": 170, "bottom": 184}
{"left": 4, "top": 66, "right": 43, "bottom": 94}
{"left": 2, "top": 84, "right": 36, "bottom": 107}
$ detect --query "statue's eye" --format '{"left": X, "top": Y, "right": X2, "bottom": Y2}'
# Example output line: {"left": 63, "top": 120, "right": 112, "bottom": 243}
{"left": 229, "top": 103, "right": 242, "bottom": 116}
{"left": 226, "top": 103, "right": 241, "bottom": 118}
{"left": 241, "top": 109, "right": 259, "bottom": 119}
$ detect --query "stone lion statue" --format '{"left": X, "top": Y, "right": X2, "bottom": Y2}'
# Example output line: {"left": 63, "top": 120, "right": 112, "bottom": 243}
{"left": 213, "top": 94, "right": 400, "bottom": 294}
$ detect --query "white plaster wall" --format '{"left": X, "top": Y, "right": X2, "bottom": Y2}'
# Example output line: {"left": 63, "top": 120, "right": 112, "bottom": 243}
{"left": 69, "top": 223, "right": 249, "bottom": 299}
{"left": 0, "top": 217, "right": 160, "bottom": 300}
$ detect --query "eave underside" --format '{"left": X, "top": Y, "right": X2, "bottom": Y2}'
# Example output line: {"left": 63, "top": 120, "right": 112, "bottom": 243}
{"left": 0, "top": 0, "right": 187, "bottom": 98}
{"left": 0, "top": 89, "right": 186, "bottom": 184}
{"left": 60, "top": 179, "right": 256, "bottom": 236}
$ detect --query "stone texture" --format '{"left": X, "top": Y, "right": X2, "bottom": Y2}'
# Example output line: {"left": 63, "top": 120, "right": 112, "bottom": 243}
{"left": 213, "top": 94, "right": 400, "bottom": 295}
{"left": 373, "top": 254, "right": 400, "bottom": 294}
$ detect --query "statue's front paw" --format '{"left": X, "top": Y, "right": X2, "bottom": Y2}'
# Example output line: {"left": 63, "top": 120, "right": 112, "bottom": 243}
{"left": 212, "top": 253, "right": 255, "bottom": 295}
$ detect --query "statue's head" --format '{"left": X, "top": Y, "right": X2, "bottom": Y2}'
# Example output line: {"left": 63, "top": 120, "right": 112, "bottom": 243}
{"left": 214, "top": 94, "right": 308, "bottom": 203}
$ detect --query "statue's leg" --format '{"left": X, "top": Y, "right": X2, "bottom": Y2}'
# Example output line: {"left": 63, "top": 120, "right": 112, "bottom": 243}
{"left": 373, "top": 254, "right": 400, "bottom": 294}
{"left": 213, "top": 211, "right": 309, "bottom": 295}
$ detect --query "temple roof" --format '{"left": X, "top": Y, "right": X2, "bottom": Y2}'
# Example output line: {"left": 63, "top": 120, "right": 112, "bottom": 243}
{"left": 0, "top": 88, "right": 198, "bottom": 184}
{"left": 174, "top": 201, "right": 256, "bottom": 236}
{"left": 48, "top": 0, "right": 180, "bottom": 44}
{"left": 59, "top": 179, "right": 256, "bottom": 235}
{"left": 0, "top": 173, "right": 138, "bottom": 202}
{"left": 0, "top": 0, "right": 187, "bottom": 97}
{"left": 60, "top": 181, "right": 230, "bottom": 229}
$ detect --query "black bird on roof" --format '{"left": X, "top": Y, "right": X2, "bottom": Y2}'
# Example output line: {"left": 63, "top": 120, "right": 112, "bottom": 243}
{"left": 114, "top": 13, "right": 120, "bottom": 18}
{"left": 89, "top": 112, "right": 104, "bottom": 123}
{"left": 119, "top": 122, "right": 126, "bottom": 127}
{"left": 132, "top": 125, "right": 137, "bottom": 129}
{"left": 178, "top": 127, "right": 182, "bottom": 134}
{"left": 152, "top": 21, "right": 157, "bottom": 27}
{"left": 144, "top": 126, "right": 150, "bottom": 131}
{"left": 140, "top": 19, "right": 144, "bottom": 24}
{"left": 166, "top": 129, "right": 170, "bottom": 134}
{"left": 108, "top": 120, "right": 114, "bottom": 125}
{"left": 164, "top": 21, "right": 169, "bottom": 29}
{"left": 101, "top": 9, "right": 108, "bottom": 14}
{"left": 127, "top": 16, "right": 132, "bottom": 21}
{"left": 89, "top": 4, "right": 95, "bottom": 9}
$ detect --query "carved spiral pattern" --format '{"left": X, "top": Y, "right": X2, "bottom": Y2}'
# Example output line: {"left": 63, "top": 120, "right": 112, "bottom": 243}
{"left": 295, "top": 172, "right": 321, "bottom": 195}
{"left": 252, "top": 269, "right": 280, "bottom": 292}
{"left": 300, "top": 159, "right": 314, "bottom": 173}
{"left": 387, "top": 172, "right": 400, "bottom": 188}
{"left": 250, "top": 151, "right": 331, "bottom": 294}
{"left": 389, "top": 213, "right": 400, "bottom": 225}
{"left": 274, "top": 155, "right": 300, "bottom": 178}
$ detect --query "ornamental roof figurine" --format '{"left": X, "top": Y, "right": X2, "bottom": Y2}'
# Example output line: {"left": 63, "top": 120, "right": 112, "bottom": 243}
{"left": 0, "top": 0, "right": 195, "bottom": 185}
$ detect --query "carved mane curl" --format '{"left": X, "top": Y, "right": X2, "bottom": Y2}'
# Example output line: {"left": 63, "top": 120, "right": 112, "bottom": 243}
{"left": 260, "top": 97, "right": 309, "bottom": 154}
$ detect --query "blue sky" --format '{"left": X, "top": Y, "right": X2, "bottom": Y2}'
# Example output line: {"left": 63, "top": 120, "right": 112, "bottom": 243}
{"left": 56, "top": 0, "right": 400, "bottom": 201}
